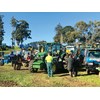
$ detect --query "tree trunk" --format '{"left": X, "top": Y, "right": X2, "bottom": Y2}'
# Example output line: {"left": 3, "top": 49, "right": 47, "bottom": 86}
{"left": 60, "top": 33, "right": 63, "bottom": 44}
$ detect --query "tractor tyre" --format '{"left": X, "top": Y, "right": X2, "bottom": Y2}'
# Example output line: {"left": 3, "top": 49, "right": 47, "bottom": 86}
{"left": 0, "top": 60, "right": 4, "bottom": 66}
{"left": 86, "top": 69, "right": 90, "bottom": 75}
{"left": 29, "top": 61, "right": 34, "bottom": 73}
{"left": 29, "top": 60, "right": 34, "bottom": 68}
{"left": 29, "top": 65, "right": 33, "bottom": 73}
{"left": 33, "top": 68, "right": 38, "bottom": 72}
{"left": 17, "top": 65, "right": 21, "bottom": 70}
{"left": 29, "top": 66, "right": 38, "bottom": 73}
{"left": 52, "top": 64, "right": 57, "bottom": 73}
{"left": 29, "top": 67, "right": 33, "bottom": 73}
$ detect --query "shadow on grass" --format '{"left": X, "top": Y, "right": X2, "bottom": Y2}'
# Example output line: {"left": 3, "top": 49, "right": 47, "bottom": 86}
{"left": 77, "top": 72, "right": 99, "bottom": 77}
{"left": 78, "top": 68, "right": 86, "bottom": 72}
{"left": 58, "top": 73, "right": 69, "bottom": 77}
{"left": 20, "top": 68, "right": 29, "bottom": 70}
{"left": 20, "top": 68, "right": 46, "bottom": 73}
{"left": 77, "top": 74, "right": 89, "bottom": 77}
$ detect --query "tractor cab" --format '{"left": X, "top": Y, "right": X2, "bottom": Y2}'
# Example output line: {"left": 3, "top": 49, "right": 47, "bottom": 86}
{"left": 45, "top": 43, "right": 61, "bottom": 54}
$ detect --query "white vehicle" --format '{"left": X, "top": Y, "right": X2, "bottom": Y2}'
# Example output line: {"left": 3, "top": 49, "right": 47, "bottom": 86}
{"left": 66, "top": 45, "right": 75, "bottom": 51}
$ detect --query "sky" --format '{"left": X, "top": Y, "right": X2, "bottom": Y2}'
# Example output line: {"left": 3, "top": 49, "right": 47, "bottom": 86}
{"left": 0, "top": 12, "right": 100, "bottom": 45}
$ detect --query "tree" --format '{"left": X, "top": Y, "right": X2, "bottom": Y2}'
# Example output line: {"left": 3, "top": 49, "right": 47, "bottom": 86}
{"left": 75, "top": 21, "right": 88, "bottom": 43}
{"left": 87, "top": 21, "right": 100, "bottom": 44}
{"left": 11, "top": 17, "right": 18, "bottom": 47}
{"left": 92, "top": 21, "right": 100, "bottom": 42}
{"left": 54, "top": 20, "right": 100, "bottom": 44}
{"left": 62, "top": 26, "right": 74, "bottom": 43}
{"left": 11, "top": 17, "right": 31, "bottom": 45}
{"left": 62, "top": 26, "right": 74, "bottom": 33}
{"left": 0, "top": 15, "right": 5, "bottom": 46}
{"left": 54, "top": 24, "right": 74, "bottom": 43}
{"left": 64, "top": 31, "right": 80, "bottom": 43}
{"left": 54, "top": 23, "right": 63, "bottom": 43}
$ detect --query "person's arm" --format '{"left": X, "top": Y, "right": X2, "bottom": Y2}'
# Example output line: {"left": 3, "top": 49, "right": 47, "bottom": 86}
{"left": 45, "top": 57, "right": 47, "bottom": 63}
{"left": 51, "top": 56, "right": 53, "bottom": 63}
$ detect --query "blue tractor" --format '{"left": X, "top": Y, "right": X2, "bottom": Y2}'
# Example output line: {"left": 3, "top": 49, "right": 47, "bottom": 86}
{"left": 84, "top": 49, "right": 100, "bottom": 74}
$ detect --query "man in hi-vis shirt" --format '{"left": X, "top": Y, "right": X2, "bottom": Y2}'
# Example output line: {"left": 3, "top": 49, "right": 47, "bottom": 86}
{"left": 45, "top": 52, "right": 53, "bottom": 77}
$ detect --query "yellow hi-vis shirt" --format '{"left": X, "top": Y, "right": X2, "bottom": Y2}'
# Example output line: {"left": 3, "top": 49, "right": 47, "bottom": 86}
{"left": 45, "top": 55, "right": 53, "bottom": 63}
{"left": 66, "top": 49, "right": 71, "bottom": 54}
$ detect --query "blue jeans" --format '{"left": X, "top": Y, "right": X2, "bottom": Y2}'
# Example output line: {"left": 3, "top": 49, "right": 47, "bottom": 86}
{"left": 46, "top": 63, "right": 53, "bottom": 77}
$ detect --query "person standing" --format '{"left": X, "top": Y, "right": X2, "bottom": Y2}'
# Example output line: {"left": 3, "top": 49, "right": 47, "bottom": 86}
{"left": 72, "top": 55, "right": 78, "bottom": 77}
{"left": 10, "top": 51, "right": 15, "bottom": 66}
{"left": 24, "top": 52, "right": 31, "bottom": 67}
{"left": 66, "top": 54, "right": 74, "bottom": 77}
{"left": 45, "top": 52, "right": 53, "bottom": 77}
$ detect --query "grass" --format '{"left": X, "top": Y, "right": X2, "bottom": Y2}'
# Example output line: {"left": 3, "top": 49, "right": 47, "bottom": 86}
{"left": 0, "top": 46, "right": 21, "bottom": 54}
{"left": 0, "top": 64, "right": 100, "bottom": 87}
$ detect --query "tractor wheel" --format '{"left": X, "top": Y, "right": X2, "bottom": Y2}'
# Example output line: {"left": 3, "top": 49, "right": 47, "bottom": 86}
{"left": 29, "top": 60, "right": 34, "bottom": 70}
{"left": 33, "top": 68, "right": 38, "bottom": 72}
{"left": 95, "top": 70, "right": 99, "bottom": 75}
{"left": 29, "top": 60, "right": 34, "bottom": 67}
{"left": 0, "top": 63, "right": 4, "bottom": 66}
{"left": 0, "top": 60, "right": 4, "bottom": 66}
{"left": 29, "top": 64, "right": 33, "bottom": 72}
{"left": 29, "top": 66, "right": 38, "bottom": 73}
{"left": 86, "top": 69, "right": 90, "bottom": 75}
{"left": 29, "top": 68, "right": 33, "bottom": 73}
{"left": 52, "top": 64, "right": 57, "bottom": 73}
{"left": 29, "top": 67, "right": 33, "bottom": 72}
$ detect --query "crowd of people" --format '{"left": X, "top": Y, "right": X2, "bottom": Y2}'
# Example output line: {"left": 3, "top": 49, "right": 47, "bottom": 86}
{"left": 9, "top": 49, "right": 34, "bottom": 69}
{"left": 8, "top": 48, "right": 83, "bottom": 77}
{"left": 45, "top": 52, "right": 81, "bottom": 77}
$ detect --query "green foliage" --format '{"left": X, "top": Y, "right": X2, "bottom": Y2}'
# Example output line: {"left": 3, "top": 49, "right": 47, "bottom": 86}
{"left": 54, "top": 24, "right": 75, "bottom": 43}
{"left": 0, "top": 15, "right": 5, "bottom": 45}
{"left": 11, "top": 17, "right": 17, "bottom": 28}
{"left": 62, "top": 26, "right": 74, "bottom": 33}
{"left": 75, "top": 21, "right": 88, "bottom": 43}
{"left": 87, "top": 21, "right": 100, "bottom": 44}
{"left": 11, "top": 17, "right": 31, "bottom": 45}
{"left": 11, "top": 17, "right": 18, "bottom": 47}
{"left": 65, "top": 31, "right": 81, "bottom": 43}
{"left": 54, "top": 23, "right": 63, "bottom": 43}
{"left": 75, "top": 21, "right": 88, "bottom": 32}
{"left": 54, "top": 20, "right": 100, "bottom": 44}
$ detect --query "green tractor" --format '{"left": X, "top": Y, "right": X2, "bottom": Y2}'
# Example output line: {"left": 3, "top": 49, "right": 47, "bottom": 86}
{"left": 29, "top": 52, "right": 47, "bottom": 72}
{"left": 29, "top": 42, "right": 65, "bottom": 73}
